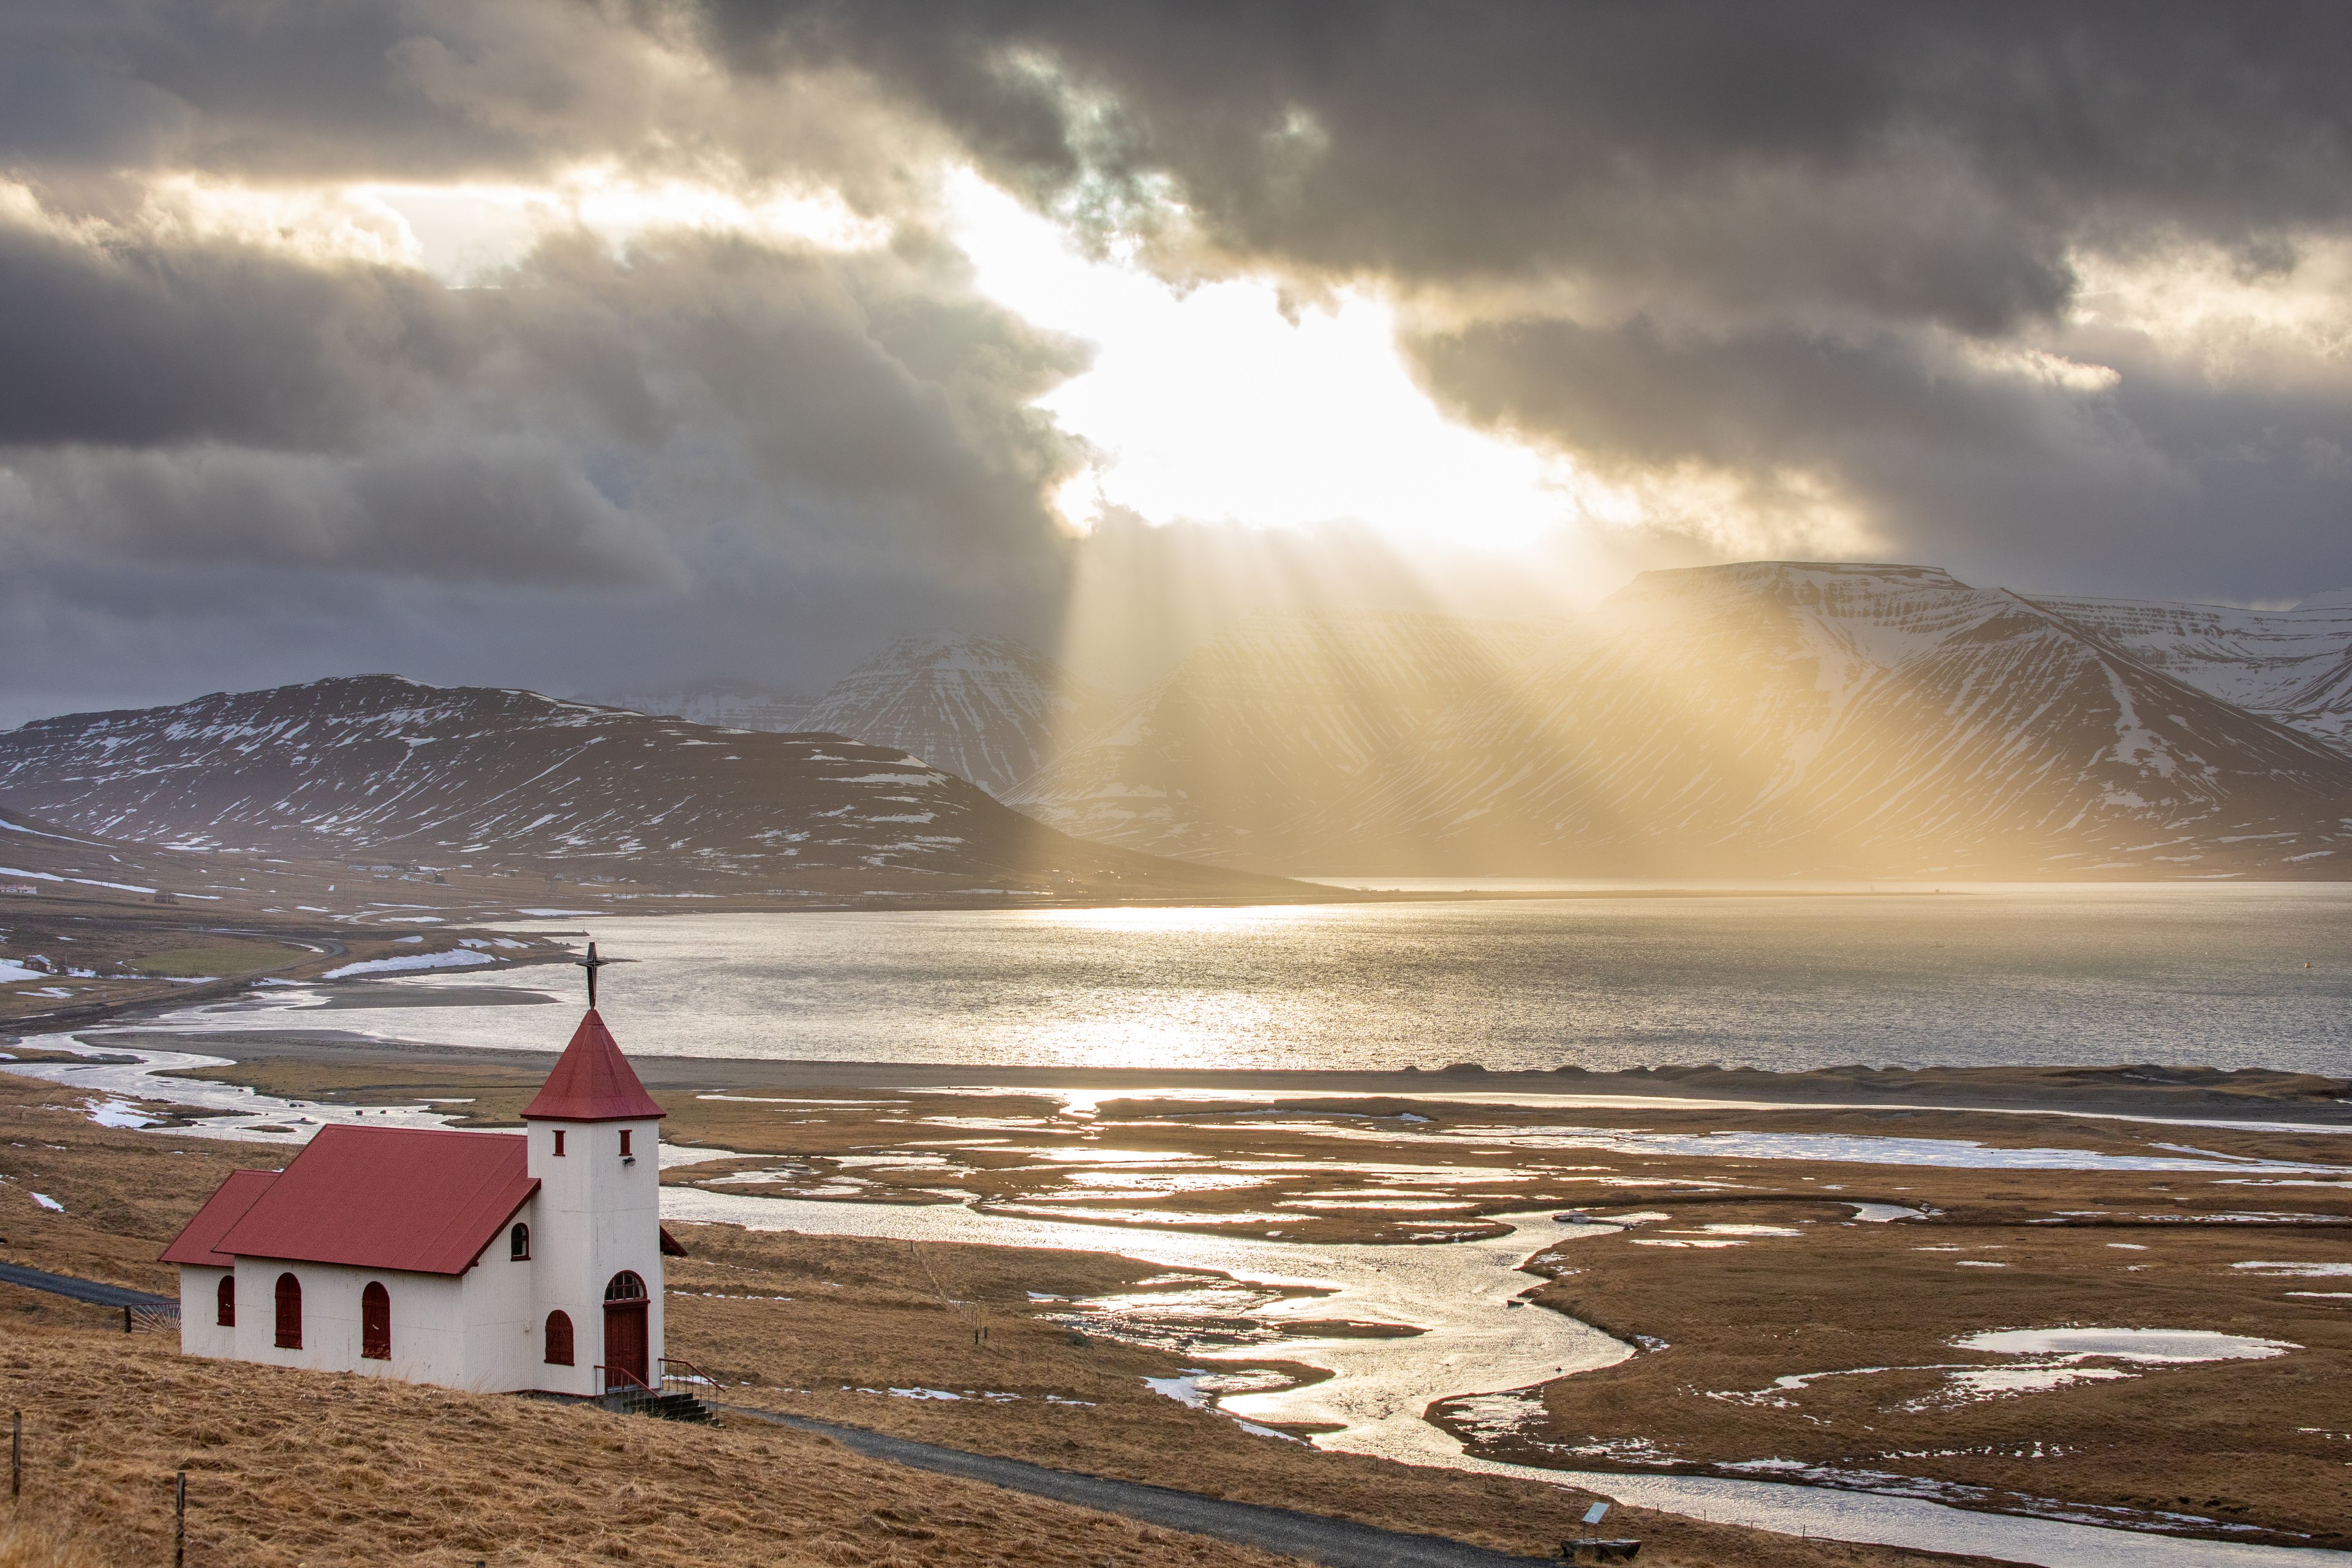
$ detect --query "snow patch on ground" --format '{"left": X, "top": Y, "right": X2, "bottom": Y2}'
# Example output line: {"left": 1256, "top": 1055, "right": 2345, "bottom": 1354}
{"left": 320, "top": 949, "right": 497, "bottom": 979}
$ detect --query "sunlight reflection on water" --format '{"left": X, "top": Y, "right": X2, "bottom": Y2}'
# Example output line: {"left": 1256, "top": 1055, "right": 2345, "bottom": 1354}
{"left": 153, "top": 884, "right": 2352, "bottom": 1074}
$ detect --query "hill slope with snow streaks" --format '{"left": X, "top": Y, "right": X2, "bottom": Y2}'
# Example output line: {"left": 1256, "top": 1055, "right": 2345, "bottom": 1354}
{"left": 0, "top": 677, "right": 1282, "bottom": 897}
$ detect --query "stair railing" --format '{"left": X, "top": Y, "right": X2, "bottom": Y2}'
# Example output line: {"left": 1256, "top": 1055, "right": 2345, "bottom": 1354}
{"left": 658, "top": 1357, "right": 717, "bottom": 1397}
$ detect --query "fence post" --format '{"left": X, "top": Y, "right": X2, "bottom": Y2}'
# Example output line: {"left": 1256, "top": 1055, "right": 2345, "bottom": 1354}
{"left": 173, "top": 1471, "right": 185, "bottom": 1568}
{"left": 124, "top": 1305, "right": 132, "bottom": 1335}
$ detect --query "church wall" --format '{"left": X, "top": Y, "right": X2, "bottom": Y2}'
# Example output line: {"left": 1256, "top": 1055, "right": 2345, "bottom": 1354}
{"left": 228, "top": 1259, "right": 472, "bottom": 1389}
{"left": 458, "top": 1196, "right": 543, "bottom": 1393}
{"left": 176, "top": 1265, "right": 233, "bottom": 1360}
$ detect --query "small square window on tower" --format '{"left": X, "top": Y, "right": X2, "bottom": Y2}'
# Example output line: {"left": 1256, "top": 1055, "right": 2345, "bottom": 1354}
{"left": 619, "top": 1129, "right": 633, "bottom": 1157}
{"left": 554, "top": 1129, "right": 565, "bottom": 1156}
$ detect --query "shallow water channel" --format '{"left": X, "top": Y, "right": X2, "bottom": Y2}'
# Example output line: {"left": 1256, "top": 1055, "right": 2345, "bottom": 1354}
{"left": 12, "top": 1036, "right": 2352, "bottom": 1567}
{"left": 669, "top": 1190, "right": 2352, "bottom": 1568}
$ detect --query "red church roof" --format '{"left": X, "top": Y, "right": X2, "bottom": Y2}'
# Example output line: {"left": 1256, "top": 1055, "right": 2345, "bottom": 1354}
{"left": 160, "top": 1168, "right": 279, "bottom": 1266}
{"left": 521, "top": 1009, "right": 665, "bottom": 1123}
{"left": 208, "top": 1125, "right": 539, "bottom": 1276}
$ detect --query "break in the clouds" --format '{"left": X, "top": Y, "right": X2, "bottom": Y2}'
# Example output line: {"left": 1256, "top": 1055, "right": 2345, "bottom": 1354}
{"left": 6, "top": 2, "right": 2352, "bottom": 722}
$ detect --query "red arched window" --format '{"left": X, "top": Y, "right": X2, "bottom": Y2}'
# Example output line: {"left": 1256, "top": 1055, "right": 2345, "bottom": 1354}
{"left": 544, "top": 1310, "right": 575, "bottom": 1366}
{"left": 215, "top": 1274, "right": 235, "bottom": 1327}
{"left": 360, "top": 1281, "right": 390, "bottom": 1361}
{"left": 273, "top": 1272, "right": 302, "bottom": 1349}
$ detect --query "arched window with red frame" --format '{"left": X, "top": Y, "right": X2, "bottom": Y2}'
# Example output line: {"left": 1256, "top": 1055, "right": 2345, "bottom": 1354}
{"left": 215, "top": 1274, "right": 235, "bottom": 1327}
{"left": 273, "top": 1272, "right": 302, "bottom": 1349}
{"left": 544, "top": 1310, "right": 575, "bottom": 1366}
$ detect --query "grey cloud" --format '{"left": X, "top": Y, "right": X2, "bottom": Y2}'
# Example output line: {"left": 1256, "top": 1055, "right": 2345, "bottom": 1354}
{"left": 2, "top": 439, "right": 677, "bottom": 588}
{"left": 1409, "top": 314, "right": 2352, "bottom": 601}
{"left": 495, "top": 230, "right": 1089, "bottom": 576}
{"left": 0, "top": 186, "right": 1095, "bottom": 715}
{"left": 0, "top": 212, "right": 471, "bottom": 450}
{"left": 0, "top": 48, "right": 191, "bottom": 168}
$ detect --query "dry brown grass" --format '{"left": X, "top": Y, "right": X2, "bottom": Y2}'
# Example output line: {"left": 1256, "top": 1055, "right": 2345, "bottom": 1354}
{"left": 1492, "top": 1200, "right": 2352, "bottom": 1548}
{"left": 0, "top": 1518, "right": 113, "bottom": 1568}
{"left": 0, "top": 1317, "right": 1321, "bottom": 1568}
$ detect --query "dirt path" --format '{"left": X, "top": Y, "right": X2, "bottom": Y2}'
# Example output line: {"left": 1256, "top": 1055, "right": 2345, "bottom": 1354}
{"left": 726, "top": 1408, "right": 1565, "bottom": 1568}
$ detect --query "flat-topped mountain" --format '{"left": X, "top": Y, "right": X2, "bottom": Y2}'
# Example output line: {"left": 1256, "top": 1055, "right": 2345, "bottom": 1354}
{"left": 805, "top": 635, "right": 1106, "bottom": 799}
{"left": 0, "top": 676, "right": 1291, "bottom": 900}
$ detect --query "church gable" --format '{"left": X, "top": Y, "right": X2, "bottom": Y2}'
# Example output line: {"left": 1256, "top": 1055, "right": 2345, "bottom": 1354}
{"left": 160, "top": 1168, "right": 279, "bottom": 1267}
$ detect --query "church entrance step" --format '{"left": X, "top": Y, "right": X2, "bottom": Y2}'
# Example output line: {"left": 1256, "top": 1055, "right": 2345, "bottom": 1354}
{"left": 594, "top": 1388, "right": 717, "bottom": 1424}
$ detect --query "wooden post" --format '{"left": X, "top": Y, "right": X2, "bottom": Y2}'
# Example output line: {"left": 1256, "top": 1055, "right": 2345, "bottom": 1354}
{"left": 124, "top": 1305, "right": 132, "bottom": 1335}
{"left": 173, "top": 1471, "right": 186, "bottom": 1568}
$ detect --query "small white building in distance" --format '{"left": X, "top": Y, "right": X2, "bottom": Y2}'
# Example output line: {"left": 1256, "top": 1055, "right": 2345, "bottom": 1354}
{"left": 161, "top": 1000, "right": 676, "bottom": 1395}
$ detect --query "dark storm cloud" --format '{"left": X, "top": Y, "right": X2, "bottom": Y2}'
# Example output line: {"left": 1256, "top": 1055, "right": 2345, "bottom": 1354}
{"left": 0, "top": 219, "right": 1084, "bottom": 571}
{"left": 497, "top": 230, "right": 1088, "bottom": 573}
{"left": 696, "top": 2, "right": 2352, "bottom": 331}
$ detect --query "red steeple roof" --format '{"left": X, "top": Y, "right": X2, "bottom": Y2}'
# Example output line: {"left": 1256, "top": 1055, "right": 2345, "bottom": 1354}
{"left": 522, "top": 1008, "right": 665, "bottom": 1122}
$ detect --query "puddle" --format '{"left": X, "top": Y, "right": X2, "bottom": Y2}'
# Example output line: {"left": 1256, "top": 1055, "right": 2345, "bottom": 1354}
{"left": 1276, "top": 1198, "right": 1480, "bottom": 1212}
{"left": 1437, "top": 1126, "right": 2349, "bottom": 1175}
{"left": 1955, "top": 1329, "right": 2296, "bottom": 1363}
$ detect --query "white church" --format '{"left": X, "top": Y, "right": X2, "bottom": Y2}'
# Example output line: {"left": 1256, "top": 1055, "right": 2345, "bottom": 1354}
{"left": 162, "top": 964, "right": 677, "bottom": 1396}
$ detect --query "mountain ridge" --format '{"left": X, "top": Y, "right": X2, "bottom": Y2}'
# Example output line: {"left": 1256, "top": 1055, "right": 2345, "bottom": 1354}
{"left": 0, "top": 675, "right": 1293, "bottom": 902}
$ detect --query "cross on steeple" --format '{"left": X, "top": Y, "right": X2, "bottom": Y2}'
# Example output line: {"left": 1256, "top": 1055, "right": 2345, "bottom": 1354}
{"left": 575, "top": 940, "right": 611, "bottom": 1009}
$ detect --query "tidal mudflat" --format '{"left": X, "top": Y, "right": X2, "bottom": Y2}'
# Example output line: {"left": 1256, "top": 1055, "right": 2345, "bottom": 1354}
{"left": 16, "top": 1009, "right": 2352, "bottom": 1564}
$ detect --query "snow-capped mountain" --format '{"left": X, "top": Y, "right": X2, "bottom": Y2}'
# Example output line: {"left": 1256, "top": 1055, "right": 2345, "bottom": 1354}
{"left": 1006, "top": 614, "right": 1553, "bottom": 860}
{"left": 592, "top": 684, "right": 821, "bottom": 734}
{"left": 1305, "top": 564, "right": 2352, "bottom": 877}
{"left": 805, "top": 636, "right": 1107, "bottom": 798}
{"left": 1011, "top": 566, "right": 2352, "bottom": 878}
{"left": 2022, "top": 591, "right": 2352, "bottom": 753}
{"left": 0, "top": 676, "right": 1279, "bottom": 898}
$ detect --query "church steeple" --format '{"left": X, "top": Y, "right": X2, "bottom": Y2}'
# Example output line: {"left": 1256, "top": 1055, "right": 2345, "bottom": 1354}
{"left": 522, "top": 1010, "right": 665, "bottom": 1121}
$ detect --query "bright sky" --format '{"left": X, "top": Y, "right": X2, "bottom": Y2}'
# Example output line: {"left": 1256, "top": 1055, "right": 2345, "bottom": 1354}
{"left": 939, "top": 172, "right": 1591, "bottom": 548}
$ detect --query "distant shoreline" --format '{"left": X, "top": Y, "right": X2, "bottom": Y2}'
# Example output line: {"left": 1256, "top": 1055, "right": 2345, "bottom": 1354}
{"left": 77, "top": 1017, "right": 2352, "bottom": 1131}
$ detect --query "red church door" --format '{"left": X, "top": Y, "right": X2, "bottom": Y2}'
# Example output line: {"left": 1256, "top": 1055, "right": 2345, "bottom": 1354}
{"left": 603, "top": 1271, "right": 649, "bottom": 1390}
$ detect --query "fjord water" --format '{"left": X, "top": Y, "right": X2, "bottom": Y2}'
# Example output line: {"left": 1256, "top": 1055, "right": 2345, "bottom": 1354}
{"left": 321, "top": 883, "right": 2348, "bottom": 1074}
